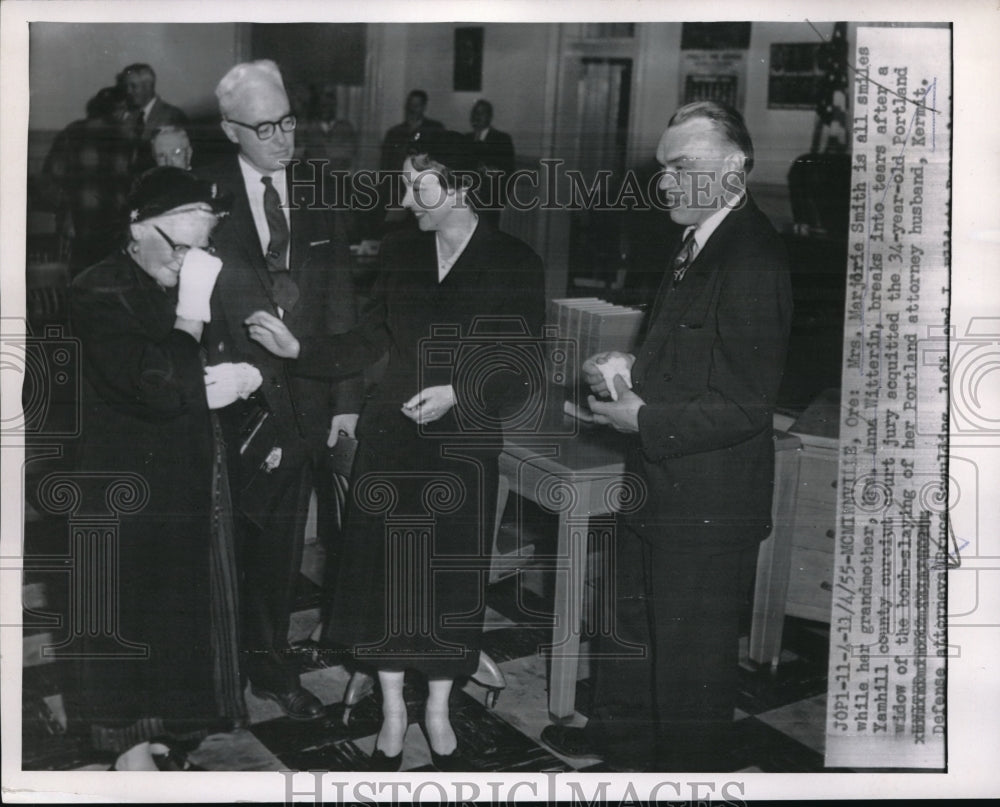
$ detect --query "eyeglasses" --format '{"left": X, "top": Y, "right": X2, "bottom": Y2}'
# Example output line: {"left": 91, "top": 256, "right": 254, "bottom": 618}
{"left": 225, "top": 113, "right": 296, "bottom": 141}
{"left": 155, "top": 147, "right": 190, "bottom": 158}
{"left": 153, "top": 225, "right": 192, "bottom": 254}
{"left": 153, "top": 225, "right": 214, "bottom": 255}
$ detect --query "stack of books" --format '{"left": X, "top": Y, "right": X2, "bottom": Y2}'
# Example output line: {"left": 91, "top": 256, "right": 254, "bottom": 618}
{"left": 546, "top": 298, "right": 645, "bottom": 422}
{"left": 546, "top": 297, "right": 645, "bottom": 379}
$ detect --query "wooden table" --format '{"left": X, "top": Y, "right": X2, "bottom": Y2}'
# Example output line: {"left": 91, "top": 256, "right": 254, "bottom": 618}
{"left": 496, "top": 424, "right": 801, "bottom": 720}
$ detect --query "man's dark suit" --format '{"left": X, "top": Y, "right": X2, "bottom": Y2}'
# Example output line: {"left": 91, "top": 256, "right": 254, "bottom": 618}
{"left": 142, "top": 96, "right": 187, "bottom": 138}
{"left": 203, "top": 156, "right": 363, "bottom": 693}
{"left": 586, "top": 194, "right": 793, "bottom": 770}
{"left": 379, "top": 117, "right": 445, "bottom": 172}
{"left": 129, "top": 97, "right": 188, "bottom": 172}
{"left": 466, "top": 128, "right": 515, "bottom": 227}
{"left": 467, "top": 127, "right": 515, "bottom": 175}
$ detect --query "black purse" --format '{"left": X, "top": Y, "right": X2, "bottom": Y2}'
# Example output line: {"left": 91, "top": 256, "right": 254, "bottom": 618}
{"left": 234, "top": 395, "right": 283, "bottom": 523}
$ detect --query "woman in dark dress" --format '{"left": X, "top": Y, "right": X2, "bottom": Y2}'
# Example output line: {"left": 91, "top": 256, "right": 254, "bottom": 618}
{"left": 68, "top": 167, "right": 260, "bottom": 769}
{"left": 246, "top": 131, "right": 544, "bottom": 770}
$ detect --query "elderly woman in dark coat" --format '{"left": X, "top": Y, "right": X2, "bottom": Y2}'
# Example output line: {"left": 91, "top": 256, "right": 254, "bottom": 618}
{"left": 69, "top": 167, "right": 260, "bottom": 770}
{"left": 245, "top": 130, "right": 545, "bottom": 771}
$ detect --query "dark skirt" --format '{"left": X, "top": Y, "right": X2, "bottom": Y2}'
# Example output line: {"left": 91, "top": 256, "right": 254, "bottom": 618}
{"left": 323, "top": 425, "right": 499, "bottom": 680}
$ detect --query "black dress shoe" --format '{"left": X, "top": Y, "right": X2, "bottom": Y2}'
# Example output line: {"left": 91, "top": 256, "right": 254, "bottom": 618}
{"left": 250, "top": 685, "right": 325, "bottom": 721}
{"left": 368, "top": 748, "right": 402, "bottom": 772}
{"left": 540, "top": 725, "right": 601, "bottom": 759}
{"left": 148, "top": 739, "right": 206, "bottom": 771}
{"left": 419, "top": 722, "right": 469, "bottom": 772}
{"left": 429, "top": 747, "right": 467, "bottom": 772}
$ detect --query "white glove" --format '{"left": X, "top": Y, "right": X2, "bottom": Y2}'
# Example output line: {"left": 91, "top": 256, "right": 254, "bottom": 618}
{"left": 176, "top": 247, "right": 223, "bottom": 322}
{"left": 204, "top": 362, "right": 263, "bottom": 410}
{"left": 597, "top": 354, "right": 633, "bottom": 401}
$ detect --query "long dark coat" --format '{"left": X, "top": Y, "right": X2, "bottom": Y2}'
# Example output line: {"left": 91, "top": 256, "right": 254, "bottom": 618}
{"left": 294, "top": 222, "right": 544, "bottom": 677}
{"left": 68, "top": 251, "right": 241, "bottom": 734}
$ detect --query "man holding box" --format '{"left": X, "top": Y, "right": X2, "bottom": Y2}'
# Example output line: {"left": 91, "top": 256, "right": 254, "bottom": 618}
{"left": 542, "top": 101, "right": 793, "bottom": 771}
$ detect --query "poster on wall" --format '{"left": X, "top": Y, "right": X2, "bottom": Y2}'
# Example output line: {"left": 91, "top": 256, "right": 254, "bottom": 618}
{"left": 769, "top": 42, "right": 826, "bottom": 109}
{"left": 679, "top": 49, "right": 748, "bottom": 111}
{"left": 454, "top": 26, "right": 483, "bottom": 92}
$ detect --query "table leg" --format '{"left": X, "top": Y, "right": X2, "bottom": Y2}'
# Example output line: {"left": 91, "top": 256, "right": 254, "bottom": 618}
{"left": 548, "top": 508, "right": 588, "bottom": 721}
{"left": 749, "top": 441, "right": 800, "bottom": 668}
{"left": 489, "top": 473, "right": 511, "bottom": 584}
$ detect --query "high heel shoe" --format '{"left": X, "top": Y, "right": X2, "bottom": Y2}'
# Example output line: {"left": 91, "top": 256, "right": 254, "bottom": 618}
{"left": 148, "top": 738, "right": 205, "bottom": 771}
{"left": 342, "top": 670, "right": 378, "bottom": 728}
{"left": 419, "top": 722, "right": 467, "bottom": 773}
{"left": 344, "top": 670, "right": 376, "bottom": 707}
{"left": 470, "top": 651, "right": 506, "bottom": 709}
{"left": 368, "top": 747, "right": 402, "bottom": 772}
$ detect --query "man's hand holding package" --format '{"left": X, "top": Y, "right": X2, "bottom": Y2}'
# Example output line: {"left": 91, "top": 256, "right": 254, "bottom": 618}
{"left": 588, "top": 376, "right": 644, "bottom": 433}
{"left": 581, "top": 351, "right": 635, "bottom": 401}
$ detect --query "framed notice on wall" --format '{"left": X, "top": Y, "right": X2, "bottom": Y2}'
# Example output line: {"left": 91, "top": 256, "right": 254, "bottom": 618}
{"left": 454, "top": 26, "right": 483, "bottom": 92}
{"left": 680, "top": 50, "right": 747, "bottom": 111}
{"left": 768, "top": 42, "right": 825, "bottom": 109}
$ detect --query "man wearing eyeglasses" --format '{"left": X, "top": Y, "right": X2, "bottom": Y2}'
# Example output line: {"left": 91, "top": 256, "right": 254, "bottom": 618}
{"left": 541, "top": 102, "right": 794, "bottom": 771}
{"left": 202, "top": 60, "right": 363, "bottom": 721}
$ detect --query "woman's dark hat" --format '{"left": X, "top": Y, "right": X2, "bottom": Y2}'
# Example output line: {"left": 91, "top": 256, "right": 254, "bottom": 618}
{"left": 407, "top": 129, "right": 479, "bottom": 173}
{"left": 127, "top": 166, "right": 232, "bottom": 223}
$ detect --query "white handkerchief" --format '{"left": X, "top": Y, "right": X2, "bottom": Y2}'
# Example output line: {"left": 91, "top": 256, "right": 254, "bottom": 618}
{"left": 598, "top": 355, "right": 633, "bottom": 401}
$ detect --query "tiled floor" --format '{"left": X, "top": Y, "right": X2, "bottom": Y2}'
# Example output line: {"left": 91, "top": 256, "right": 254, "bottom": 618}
{"left": 23, "top": 560, "right": 835, "bottom": 774}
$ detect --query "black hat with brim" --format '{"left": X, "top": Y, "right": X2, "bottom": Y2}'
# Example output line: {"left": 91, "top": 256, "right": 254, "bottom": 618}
{"left": 127, "top": 166, "right": 232, "bottom": 224}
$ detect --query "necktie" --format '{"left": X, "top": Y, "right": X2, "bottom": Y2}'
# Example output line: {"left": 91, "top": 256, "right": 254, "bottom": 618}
{"left": 261, "top": 176, "right": 298, "bottom": 311}
{"left": 134, "top": 108, "right": 145, "bottom": 139}
{"left": 671, "top": 227, "right": 698, "bottom": 287}
{"left": 642, "top": 227, "right": 699, "bottom": 334}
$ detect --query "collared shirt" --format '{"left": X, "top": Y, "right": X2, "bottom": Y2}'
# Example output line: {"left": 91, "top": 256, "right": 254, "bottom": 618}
{"left": 687, "top": 191, "right": 745, "bottom": 260}
{"left": 436, "top": 218, "right": 478, "bottom": 282}
{"left": 141, "top": 96, "right": 157, "bottom": 121}
{"left": 237, "top": 155, "right": 290, "bottom": 259}
{"left": 475, "top": 127, "right": 491, "bottom": 142}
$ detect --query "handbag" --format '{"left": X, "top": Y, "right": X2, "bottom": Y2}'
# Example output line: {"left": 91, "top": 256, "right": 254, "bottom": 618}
{"left": 234, "top": 396, "right": 283, "bottom": 523}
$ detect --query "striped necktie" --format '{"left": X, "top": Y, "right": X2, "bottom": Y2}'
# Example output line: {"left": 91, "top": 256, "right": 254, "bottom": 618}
{"left": 641, "top": 226, "right": 702, "bottom": 336}
{"left": 671, "top": 226, "right": 698, "bottom": 287}
{"left": 261, "top": 175, "right": 298, "bottom": 312}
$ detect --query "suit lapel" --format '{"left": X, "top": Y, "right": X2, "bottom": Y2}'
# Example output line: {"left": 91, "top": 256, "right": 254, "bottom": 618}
{"left": 642, "top": 260, "right": 717, "bottom": 347}
{"left": 287, "top": 175, "right": 313, "bottom": 280}
{"left": 639, "top": 198, "right": 757, "bottom": 355}
{"left": 444, "top": 218, "right": 491, "bottom": 288}
{"left": 219, "top": 158, "right": 277, "bottom": 315}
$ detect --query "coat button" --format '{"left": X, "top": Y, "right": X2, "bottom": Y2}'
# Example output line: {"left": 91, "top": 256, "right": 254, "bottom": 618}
{"left": 217, "top": 342, "right": 225, "bottom": 352}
